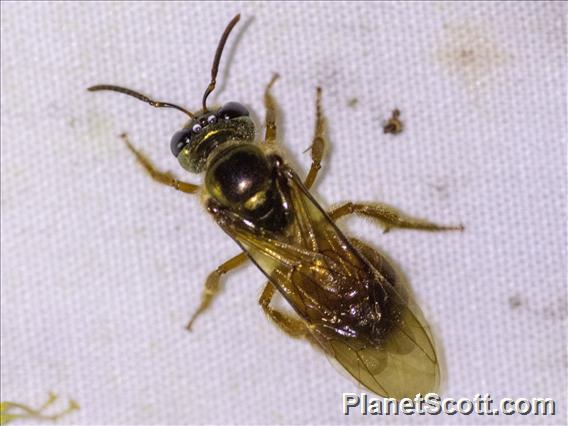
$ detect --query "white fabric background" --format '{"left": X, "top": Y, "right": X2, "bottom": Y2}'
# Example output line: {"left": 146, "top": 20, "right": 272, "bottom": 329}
{"left": 1, "top": 2, "right": 566, "bottom": 425}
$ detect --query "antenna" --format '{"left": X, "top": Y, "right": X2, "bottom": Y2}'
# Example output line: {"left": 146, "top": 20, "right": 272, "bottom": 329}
{"left": 201, "top": 14, "right": 241, "bottom": 112}
{"left": 88, "top": 84, "right": 195, "bottom": 119}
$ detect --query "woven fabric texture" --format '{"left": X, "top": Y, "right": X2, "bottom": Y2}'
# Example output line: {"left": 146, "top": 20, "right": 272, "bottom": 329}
{"left": 1, "top": 2, "right": 566, "bottom": 425}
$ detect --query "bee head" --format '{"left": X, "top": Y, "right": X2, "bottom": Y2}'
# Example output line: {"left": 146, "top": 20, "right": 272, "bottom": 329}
{"left": 88, "top": 14, "right": 249, "bottom": 174}
{"left": 170, "top": 102, "right": 255, "bottom": 173}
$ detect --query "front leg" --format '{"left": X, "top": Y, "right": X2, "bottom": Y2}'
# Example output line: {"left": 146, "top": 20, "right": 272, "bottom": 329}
{"left": 121, "top": 134, "right": 200, "bottom": 194}
{"left": 263, "top": 73, "right": 280, "bottom": 145}
{"left": 263, "top": 78, "right": 327, "bottom": 189}
{"left": 328, "top": 201, "right": 463, "bottom": 233}
{"left": 303, "top": 87, "right": 326, "bottom": 190}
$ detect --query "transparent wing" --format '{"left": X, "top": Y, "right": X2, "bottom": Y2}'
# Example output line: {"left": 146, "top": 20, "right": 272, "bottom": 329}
{"left": 320, "top": 279, "right": 440, "bottom": 399}
{"left": 213, "top": 165, "right": 439, "bottom": 399}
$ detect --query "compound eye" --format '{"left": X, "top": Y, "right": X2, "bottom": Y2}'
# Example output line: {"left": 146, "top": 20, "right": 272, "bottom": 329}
{"left": 218, "top": 102, "right": 249, "bottom": 120}
{"left": 170, "top": 128, "right": 192, "bottom": 157}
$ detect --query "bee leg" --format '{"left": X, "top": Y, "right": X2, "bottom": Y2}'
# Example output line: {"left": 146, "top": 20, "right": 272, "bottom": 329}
{"left": 328, "top": 202, "right": 464, "bottom": 233}
{"left": 121, "top": 134, "right": 200, "bottom": 194}
{"left": 263, "top": 73, "right": 280, "bottom": 144}
{"left": 186, "top": 252, "right": 248, "bottom": 330}
{"left": 259, "top": 282, "right": 309, "bottom": 338}
{"left": 304, "top": 87, "right": 326, "bottom": 189}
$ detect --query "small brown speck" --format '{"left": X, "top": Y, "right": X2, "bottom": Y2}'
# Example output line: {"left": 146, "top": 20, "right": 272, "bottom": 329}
{"left": 508, "top": 294, "right": 522, "bottom": 309}
{"left": 347, "top": 98, "right": 358, "bottom": 108}
{"left": 383, "top": 108, "right": 404, "bottom": 135}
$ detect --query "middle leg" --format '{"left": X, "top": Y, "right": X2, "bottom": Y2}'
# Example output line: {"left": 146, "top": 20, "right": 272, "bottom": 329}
{"left": 186, "top": 252, "right": 248, "bottom": 330}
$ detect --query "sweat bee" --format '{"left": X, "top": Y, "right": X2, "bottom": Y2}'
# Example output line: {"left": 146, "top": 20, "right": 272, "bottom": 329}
{"left": 89, "top": 14, "right": 462, "bottom": 400}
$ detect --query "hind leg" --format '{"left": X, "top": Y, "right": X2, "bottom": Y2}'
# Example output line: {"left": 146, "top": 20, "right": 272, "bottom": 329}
{"left": 328, "top": 201, "right": 463, "bottom": 233}
{"left": 259, "top": 282, "right": 309, "bottom": 338}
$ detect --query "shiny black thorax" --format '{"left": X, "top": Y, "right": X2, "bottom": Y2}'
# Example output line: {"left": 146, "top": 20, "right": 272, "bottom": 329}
{"left": 169, "top": 101, "right": 292, "bottom": 233}
{"left": 205, "top": 144, "right": 292, "bottom": 233}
